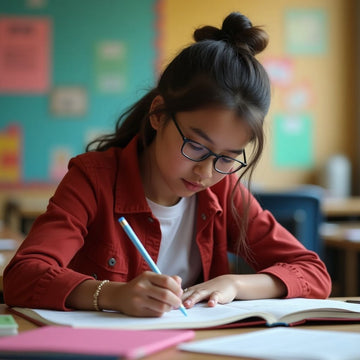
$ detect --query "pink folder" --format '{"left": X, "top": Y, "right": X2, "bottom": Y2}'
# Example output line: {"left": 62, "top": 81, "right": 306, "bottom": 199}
{"left": 0, "top": 326, "right": 195, "bottom": 359}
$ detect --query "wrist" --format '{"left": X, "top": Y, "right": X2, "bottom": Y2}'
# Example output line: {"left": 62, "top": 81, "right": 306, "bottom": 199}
{"left": 97, "top": 281, "right": 126, "bottom": 312}
{"left": 93, "top": 280, "right": 110, "bottom": 311}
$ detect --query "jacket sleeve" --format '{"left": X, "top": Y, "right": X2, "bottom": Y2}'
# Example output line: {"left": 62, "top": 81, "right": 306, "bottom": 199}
{"left": 3, "top": 156, "right": 96, "bottom": 310}
{"left": 243, "top": 192, "right": 332, "bottom": 299}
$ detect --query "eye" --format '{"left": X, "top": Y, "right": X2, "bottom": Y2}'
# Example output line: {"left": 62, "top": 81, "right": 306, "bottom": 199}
{"left": 187, "top": 141, "right": 206, "bottom": 152}
{"left": 218, "top": 156, "right": 234, "bottom": 164}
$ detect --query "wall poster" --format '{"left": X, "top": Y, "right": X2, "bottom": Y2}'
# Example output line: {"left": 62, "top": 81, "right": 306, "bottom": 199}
{"left": 0, "top": 16, "right": 51, "bottom": 93}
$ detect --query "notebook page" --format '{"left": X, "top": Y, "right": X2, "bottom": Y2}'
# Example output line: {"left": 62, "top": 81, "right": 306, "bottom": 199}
{"left": 179, "top": 327, "right": 360, "bottom": 360}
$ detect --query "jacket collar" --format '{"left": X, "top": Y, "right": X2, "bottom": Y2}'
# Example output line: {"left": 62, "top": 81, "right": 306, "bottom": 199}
{"left": 114, "top": 136, "right": 151, "bottom": 215}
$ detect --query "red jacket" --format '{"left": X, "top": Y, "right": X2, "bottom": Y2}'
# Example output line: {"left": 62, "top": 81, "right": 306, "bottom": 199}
{"left": 4, "top": 137, "right": 331, "bottom": 310}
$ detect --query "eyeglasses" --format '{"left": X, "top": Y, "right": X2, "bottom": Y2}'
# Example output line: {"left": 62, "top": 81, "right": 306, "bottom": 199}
{"left": 171, "top": 114, "right": 247, "bottom": 175}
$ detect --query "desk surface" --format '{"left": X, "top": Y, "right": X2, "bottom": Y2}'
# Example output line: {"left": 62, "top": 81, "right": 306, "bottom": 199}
{"left": 3, "top": 299, "right": 360, "bottom": 360}
{"left": 322, "top": 196, "right": 360, "bottom": 218}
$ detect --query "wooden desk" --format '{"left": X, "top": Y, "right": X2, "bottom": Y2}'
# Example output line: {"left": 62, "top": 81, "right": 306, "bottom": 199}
{"left": 322, "top": 223, "right": 360, "bottom": 297}
{"left": 322, "top": 197, "right": 360, "bottom": 218}
{"left": 3, "top": 300, "right": 360, "bottom": 360}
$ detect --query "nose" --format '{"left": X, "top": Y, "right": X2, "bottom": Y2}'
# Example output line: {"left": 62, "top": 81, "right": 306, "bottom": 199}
{"left": 193, "top": 157, "right": 213, "bottom": 179}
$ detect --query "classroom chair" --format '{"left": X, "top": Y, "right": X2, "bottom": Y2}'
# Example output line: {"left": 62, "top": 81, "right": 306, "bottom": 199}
{"left": 253, "top": 186, "right": 324, "bottom": 257}
{"left": 228, "top": 186, "right": 324, "bottom": 274}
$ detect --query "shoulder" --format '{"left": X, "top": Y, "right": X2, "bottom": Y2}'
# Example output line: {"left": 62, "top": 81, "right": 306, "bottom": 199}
{"left": 69, "top": 148, "right": 121, "bottom": 170}
{"left": 63, "top": 148, "right": 125, "bottom": 191}
{"left": 209, "top": 175, "right": 263, "bottom": 214}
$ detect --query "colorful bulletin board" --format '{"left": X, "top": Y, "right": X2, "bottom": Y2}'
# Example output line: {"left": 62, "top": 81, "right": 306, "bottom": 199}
{"left": 0, "top": 0, "right": 156, "bottom": 185}
{"left": 0, "top": 124, "right": 22, "bottom": 182}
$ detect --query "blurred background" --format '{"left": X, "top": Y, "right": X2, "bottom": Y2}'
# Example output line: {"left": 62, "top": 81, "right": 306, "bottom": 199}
{"left": 0, "top": 0, "right": 359, "bottom": 296}
{"left": 0, "top": 0, "right": 358, "bottom": 194}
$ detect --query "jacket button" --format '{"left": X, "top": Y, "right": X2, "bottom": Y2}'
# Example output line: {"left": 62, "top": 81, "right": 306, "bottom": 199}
{"left": 148, "top": 217, "right": 154, "bottom": 223}
{"left": 92, "top": 273, "right": 97, "bottom": 280}
{"left": 201, "top": 213, "right": 206, "bottom": 220}
{"left": 108, "top": 257, "right": 116, "bottom": 267}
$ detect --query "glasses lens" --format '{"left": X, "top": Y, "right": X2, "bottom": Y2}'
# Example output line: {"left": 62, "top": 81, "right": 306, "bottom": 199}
{"left": 215, "top": 157, "right": 243, "bottom": 174}
{"left": 182, "top": 139, "right": 246, "bottom": 175}
{"left": 182, "top": 141, "right": 209, "bottom": 161}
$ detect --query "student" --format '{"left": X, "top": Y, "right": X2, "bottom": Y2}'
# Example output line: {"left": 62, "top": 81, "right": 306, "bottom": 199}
{"left": 4, "top": 12, "right": 331, "bottom": 317}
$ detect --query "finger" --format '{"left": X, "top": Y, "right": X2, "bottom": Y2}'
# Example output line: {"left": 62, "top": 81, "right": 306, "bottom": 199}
{"left": 183, "top": 289, "right": 209, "bottom": 308}
{"left": 181, "top": 287, "right": 191, "bottom": 300}
{"left": 141, "top": 275, "right": 182, "bottom": 309}
{"left": 171, "top": 275, "right": 183, "bottom": 287}
{"left": 148, "top": 285, "right": 182, "bottom": 308}
{"left": 130, "top": 272, "right": 182, "bottom": 308}
{"left": 208, "top": 291, "right": 220, "bottom": 307}
{"left": 148, "top": 272, "right": 183, "bottom": 297}
{"left": 135, "top": 297, "right": 173, "bottom": 317}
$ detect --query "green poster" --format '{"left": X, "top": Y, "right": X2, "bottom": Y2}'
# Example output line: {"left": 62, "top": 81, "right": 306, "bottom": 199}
{"left": 285, "top": 9, "right": 328, "bottom": 55}
{"left": 273, "top": 113, "right": 313, "bottom": 168}
{"left": 95, "top": 41, "right": 127, "bottom": 93}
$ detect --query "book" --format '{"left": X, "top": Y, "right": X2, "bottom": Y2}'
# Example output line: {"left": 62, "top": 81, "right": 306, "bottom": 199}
{"left": 178, "top": 327, "right": 360, "bottom": 360}
{"left": 10, "top": 298, "right": 360, "bottom": 330}
{"left": 0, "top": 315, "right": 18, "bottom": 336}
{"left": 0, "top": 326, "right": 195, "bottom": 359}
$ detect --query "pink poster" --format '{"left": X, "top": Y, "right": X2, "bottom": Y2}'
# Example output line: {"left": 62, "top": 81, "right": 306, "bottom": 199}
{"left": 0, "top": 17, "right": 51, "bottom": 93}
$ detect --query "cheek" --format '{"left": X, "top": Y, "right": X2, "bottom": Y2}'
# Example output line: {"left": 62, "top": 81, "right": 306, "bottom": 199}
{"left": 156, "top": 137, "right": 185, "bottom": 172}
{"left": 210, "top": 172, "right": 227, "bottom": 185}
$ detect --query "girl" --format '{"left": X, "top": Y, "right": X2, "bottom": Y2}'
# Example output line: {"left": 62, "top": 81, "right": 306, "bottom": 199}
{"left": 4, "top": 12, "right": 331, "bottom": 317}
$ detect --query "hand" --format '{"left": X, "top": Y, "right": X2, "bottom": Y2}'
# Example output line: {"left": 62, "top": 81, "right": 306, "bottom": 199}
{"left": 182, "top": 275, "right": 238, "bottom": 308}
{"left": 110, "top": 271, "right": 184, "bottom": 317}
{"left": 181, "top": 274, "right": 287, "bottom": 309}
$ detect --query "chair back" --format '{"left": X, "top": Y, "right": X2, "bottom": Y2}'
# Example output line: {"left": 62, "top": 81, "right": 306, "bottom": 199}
{"left": 254, "top": 188, "right": 324, "bottom": 256}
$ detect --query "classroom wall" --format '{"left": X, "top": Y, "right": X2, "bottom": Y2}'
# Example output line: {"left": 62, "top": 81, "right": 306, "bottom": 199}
{"left": 0, "top": 0, "right": 358, "bottom": 207}
{"left": 159, "top": 0, "right": 358, "bottom": 193}
{"left": 0, "top": 0, "right": 157, "bottom": 184}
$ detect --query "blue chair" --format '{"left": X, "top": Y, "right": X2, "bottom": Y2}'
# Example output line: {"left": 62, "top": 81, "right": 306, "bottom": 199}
{"left": 254, "top": 187, "right": 324, "bottom": 257}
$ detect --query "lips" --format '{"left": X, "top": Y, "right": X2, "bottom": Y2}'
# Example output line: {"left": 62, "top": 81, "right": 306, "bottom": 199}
{"left": 182, "top": 179, "right": 204, "bottom": 192}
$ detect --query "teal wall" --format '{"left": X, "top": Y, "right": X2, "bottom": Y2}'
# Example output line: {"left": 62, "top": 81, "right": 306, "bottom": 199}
{"left": 0, "top": 0, "right": 157, "bottom": 182}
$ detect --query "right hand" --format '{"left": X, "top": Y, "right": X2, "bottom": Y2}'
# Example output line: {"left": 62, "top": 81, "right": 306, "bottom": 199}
{"left": 104, "top": 271, "right": 184, "bottom": 317}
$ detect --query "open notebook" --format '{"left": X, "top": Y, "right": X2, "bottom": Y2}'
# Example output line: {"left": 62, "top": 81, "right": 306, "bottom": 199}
{"left": 11, "top": 298, "right": 360, "bottom": 330}
{"left": 179, "top": 327, "right": 360, "bottom": 360}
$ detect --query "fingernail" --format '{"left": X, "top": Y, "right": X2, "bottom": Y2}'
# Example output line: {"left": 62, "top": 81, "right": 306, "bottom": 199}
{"left": 184, "top": 299, "right": 191, "bottom": 306}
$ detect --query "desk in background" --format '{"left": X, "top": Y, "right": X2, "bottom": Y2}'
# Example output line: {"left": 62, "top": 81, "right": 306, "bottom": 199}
{"left": 321, "top": 197, "right": 360, "bottom": 297}
{"left": 322, "top": 196, "right": 360, "bottom": 219}
{"left": 0, "top": 227, "right": 24, "bottom": 293}
{"left": 3, "top": 300, "right": 360, "bottom": 360}
{"left": 321, "top": 223, "right": 360, "bottom": 297}
{"left": 4, "top": 196, "right": 49, "bottom": 234}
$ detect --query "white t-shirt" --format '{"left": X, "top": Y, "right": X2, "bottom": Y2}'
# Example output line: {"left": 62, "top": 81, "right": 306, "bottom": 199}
{"left": 146, "top": 196, "right": 201, "bottom": 288}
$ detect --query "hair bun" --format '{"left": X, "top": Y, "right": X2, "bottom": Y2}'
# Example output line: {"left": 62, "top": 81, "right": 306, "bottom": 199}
{"left": 193, "top": 25, "right": 223, "bottom": 42}
{"left": 193, "top": 12, "right": 268, "bottom": 56}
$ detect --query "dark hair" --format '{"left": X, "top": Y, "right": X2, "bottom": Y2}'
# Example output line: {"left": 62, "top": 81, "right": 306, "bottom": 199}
{"left": 87, "top": 12, "right": 271, "bottom": 259}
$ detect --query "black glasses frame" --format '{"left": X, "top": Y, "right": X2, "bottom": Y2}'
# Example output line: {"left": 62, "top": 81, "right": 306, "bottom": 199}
{"left": 171, "top": 114, "right": 247, "bottom": 175}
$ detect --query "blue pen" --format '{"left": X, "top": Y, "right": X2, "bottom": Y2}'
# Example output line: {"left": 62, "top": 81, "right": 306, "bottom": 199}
{"left": 118, "top": 216, "right": 188, "bottom": 317}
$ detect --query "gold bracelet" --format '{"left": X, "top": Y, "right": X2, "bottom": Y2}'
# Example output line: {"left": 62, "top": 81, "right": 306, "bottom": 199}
{"left": 93, "top": 280, "right": 109, "bottom": 311}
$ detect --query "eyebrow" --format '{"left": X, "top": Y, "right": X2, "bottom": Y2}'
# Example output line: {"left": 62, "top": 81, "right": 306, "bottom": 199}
{"left": 190, "top": 126, "right": 244, "bottom": 156}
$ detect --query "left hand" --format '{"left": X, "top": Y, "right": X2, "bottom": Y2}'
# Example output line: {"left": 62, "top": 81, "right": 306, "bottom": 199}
{"left": 182, "top": 275, "right": 238, "bottom": 308}
{"left": 182, "top": 273, "right": 287, "bottom": 308}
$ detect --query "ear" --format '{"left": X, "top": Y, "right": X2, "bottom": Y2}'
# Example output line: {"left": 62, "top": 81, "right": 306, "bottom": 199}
{"left": 149, "top": 95, "right": 166, "bottom": 130}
